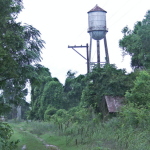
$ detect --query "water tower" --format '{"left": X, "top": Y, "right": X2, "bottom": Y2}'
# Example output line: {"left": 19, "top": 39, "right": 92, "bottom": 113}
{"left": 88, "top": 4, "right": 109, "bottom": 68}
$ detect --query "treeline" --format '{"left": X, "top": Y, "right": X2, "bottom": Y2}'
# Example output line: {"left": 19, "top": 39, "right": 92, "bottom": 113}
{"left": 29, "top": 66, "right": 86, "bottom": 120}
{"left": 28, "top": 64, "right": 135, "bottom": 121}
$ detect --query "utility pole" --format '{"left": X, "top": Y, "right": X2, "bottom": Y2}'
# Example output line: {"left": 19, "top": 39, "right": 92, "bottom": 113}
{"left": 68, "top": 44, "right": 90, "bottom": 73}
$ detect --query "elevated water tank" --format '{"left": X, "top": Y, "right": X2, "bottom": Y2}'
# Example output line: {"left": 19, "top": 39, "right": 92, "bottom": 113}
{"left": 88, "top": 5, "right": 108, "bottom": 40}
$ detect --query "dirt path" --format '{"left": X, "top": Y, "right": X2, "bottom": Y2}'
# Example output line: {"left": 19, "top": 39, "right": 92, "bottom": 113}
{"left": 11, "top": 125, "right": 60, "bottom": 150}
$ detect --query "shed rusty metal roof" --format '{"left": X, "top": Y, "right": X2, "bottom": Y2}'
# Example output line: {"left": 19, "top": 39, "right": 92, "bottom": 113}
{"left": 88, "top": 4, "right": 107, "bottom": 13}
{"left": 104, "top": 96, "right": 124, "bottom": 112}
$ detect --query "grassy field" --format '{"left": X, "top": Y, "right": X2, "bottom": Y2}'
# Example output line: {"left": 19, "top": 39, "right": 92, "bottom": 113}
{"left": 7, "top": 120, "right": 128, "bottom": 150}
{"left": 9, "top": 121, "right": 88, "bottom": 150}
{"left": 9, "top": 116, "right": 150, "bottom": 150}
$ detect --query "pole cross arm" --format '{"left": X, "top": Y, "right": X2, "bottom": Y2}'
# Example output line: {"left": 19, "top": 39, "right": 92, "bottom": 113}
{"left": 68, "top": 44, "right": 90, "bottom": 73}
{"left": 68, "top": 45, "right": 87, "bottom": 48}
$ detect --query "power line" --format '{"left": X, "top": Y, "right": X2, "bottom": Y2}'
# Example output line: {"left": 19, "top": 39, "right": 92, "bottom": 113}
{"left": 102, "top": 0, "right": 111, "bottom": 8}
{"left": 107, "top": 0, "right": 131, "bottom": 21}
{"left": 109, "top": 0, "right": 143, "bottom": 28}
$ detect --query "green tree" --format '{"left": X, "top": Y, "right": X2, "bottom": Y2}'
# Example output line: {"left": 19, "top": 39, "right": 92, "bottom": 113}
{"left": 125, "top": 70, "right": 150, "bottom": 105}
{"left": 0, "top": 0, "right": 45, "bottom": 110}
{"left": 29, "top": 65, "right": 53, "bottom": 120}
{"left": 119, "top": 10, "right": 150, "bottom": 69}
{"left": 64, "top": 70, "right": 86, "bottom": 109}
{"left": 44, "top": 105, "right": 57, "bottom": 121}
{"left": 29, "top": 65, "right": 65, "bottom": 120}
{"left": 38, "top": 80, "right": 63, "bottom": 120}
{"left": 0, "top": 0, "right": 45, "bottom": 115}
{"left": 0, "top": 0, "right": 45, "bottom": 148}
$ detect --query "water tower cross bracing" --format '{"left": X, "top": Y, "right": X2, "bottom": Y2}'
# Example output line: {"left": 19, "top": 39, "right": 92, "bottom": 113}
{"left": 87, "top": 4, "right": 110, "bottom": 69}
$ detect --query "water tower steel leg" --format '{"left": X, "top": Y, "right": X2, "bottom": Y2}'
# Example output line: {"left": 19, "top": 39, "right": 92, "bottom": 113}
{"left": 89, "top": 36, "right": 92, "bottom": 70}
{"left": 89, "top": 36, "right": 92, "bottom": 62}
{"left": 97, "top": 40, "right": 100, "bottom": 67}
{"left": 104, "top": 36, "right": 110, "bottom": 64}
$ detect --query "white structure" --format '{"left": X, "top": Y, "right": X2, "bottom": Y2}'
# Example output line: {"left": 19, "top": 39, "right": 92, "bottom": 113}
{"left": 87, "top": 5, "right": 109, "bottom": 69}
{"left": 17, "top": 105, "right": 21, "bottom": 120}
{"left": 0, "top": 116, "right": 5, "bottom": 122}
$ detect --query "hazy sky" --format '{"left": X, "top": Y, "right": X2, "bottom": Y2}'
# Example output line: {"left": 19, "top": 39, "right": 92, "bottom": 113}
{"left": 18, "top": 0, "right": 150, "bottom": 84}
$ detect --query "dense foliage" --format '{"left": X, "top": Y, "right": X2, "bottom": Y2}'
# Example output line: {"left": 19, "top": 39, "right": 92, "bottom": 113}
{"left": 0, "top": 0, "right": 45, "bottom": 113}
{"left": 29, "top": 69, "right": 86, "bottom": 120}
{"left": 125, "top": 70, "right": 150, "bottom": 105}
{"left": 0, "top": 0, "right": 44, "bottom": 149}
{"left": 64, "top": 70, "right": 86, "bottom": 108}
{"left": 29, "top": 65, "right": 65, "bottom": 120}
{"left": 81, "top": 64, "right": 135, "bottom": 113}
{"left": 119, "top": 10, "right": 150, "bottom": 69}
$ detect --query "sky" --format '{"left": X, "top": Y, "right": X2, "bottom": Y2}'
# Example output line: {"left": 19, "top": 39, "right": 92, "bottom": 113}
{"left": 17, "top": 0, "right": 150, "bottom": 84}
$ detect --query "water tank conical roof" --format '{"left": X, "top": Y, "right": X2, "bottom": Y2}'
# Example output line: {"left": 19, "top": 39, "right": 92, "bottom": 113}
{"left": 88, "top": 4, "right": 107, "bottom": 13}
{"left": 87, "top": 5, "right": 108, "bottom": 40}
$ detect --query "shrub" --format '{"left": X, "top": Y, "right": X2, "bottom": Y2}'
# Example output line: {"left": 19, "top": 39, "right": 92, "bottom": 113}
{"left": 125, "top": 70, "right": 150, "bottom": 105}
{"left": 44, "top": 105, "right": 57, "bottom": 121}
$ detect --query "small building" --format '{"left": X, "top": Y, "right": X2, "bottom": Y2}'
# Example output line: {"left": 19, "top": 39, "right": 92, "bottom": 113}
{"left": 101, "top": 96, "right": 124, "bottom": 118}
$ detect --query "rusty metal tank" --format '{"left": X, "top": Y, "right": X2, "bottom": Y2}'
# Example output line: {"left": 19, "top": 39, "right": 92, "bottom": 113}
{"left": 88, "top": 5, "right": 108, "bottom": 40}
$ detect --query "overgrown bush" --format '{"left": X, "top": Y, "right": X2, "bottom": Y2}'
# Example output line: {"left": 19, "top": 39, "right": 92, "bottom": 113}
{"left": 125, "top": 70, "right": 150, "bottom": 105}
{"left": 97, "top": 102, "right": 150, "bottom": 150}
{"left": 0, "top": 122, "right": 19, "bottom": 150}
{"left": 119, "top": 103, "right": 150, "bottom": 128}
{"left": 44, "top": 105, "right": 57, "bottom": 121}
{"left": 81, "top": 64, "right": 135, "bottom": 113}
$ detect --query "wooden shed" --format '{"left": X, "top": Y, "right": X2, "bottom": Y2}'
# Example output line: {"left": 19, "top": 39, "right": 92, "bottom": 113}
{"left": 101, "top": 96, "right": 124, "bottom": 117}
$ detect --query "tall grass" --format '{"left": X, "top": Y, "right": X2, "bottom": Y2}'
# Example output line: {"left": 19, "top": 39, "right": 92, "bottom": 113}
{"left": 9, "top": 120, "right": 56, "bottom": 135}
{"left": 9, "top": 105, "right": 150, "bottom": 150}
{"left": 24, "top": 121, "right": 56, "bottom": 135}
{"left": 48, "top": 106, "right": 150, "bottom": 150}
